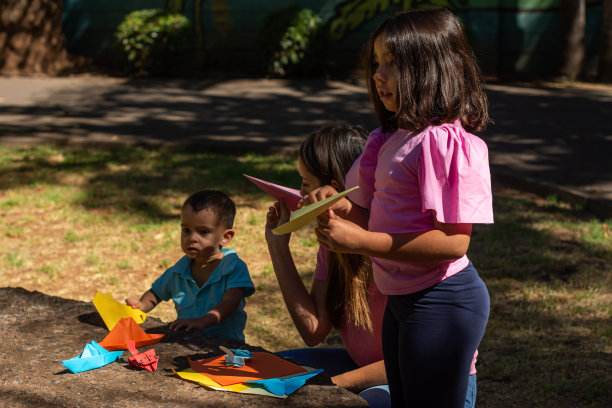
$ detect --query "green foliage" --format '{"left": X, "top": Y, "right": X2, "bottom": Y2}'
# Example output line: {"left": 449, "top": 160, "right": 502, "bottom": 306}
{"left": 257, "top": 7, "right": 328, "bottom": 77}
{"left": 115, "top": 9, "right": 192, "bottom": 74}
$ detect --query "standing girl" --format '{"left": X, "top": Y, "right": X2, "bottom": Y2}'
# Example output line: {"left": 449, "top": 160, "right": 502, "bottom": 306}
{"left": 308, "top": 8, "right": 493, "bottom": 407}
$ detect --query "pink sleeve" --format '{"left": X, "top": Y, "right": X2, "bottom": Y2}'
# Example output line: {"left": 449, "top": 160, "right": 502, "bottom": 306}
{"left": 419, "top": 123, "right": 494, "bottom": 224}
{"left": 313, "top": 247, "right": 329, "bottom": 281}
{"left": 345, "top": 154, "right": 362, "bottom": 203}
{"left": 355, "top": 129, "right": 389, "bottom": 209}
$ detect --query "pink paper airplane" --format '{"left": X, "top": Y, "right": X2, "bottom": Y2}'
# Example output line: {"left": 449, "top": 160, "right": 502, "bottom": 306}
{"left": 244, "top": 174, "right": 302, "bottom": 212}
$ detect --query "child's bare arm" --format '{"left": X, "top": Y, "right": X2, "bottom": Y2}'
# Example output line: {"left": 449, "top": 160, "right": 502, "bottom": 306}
{"left": 332, "top": 360, "right": 387, "bottom": 392}
{"left": 125, "top": 289, "right": 161, "bottom": 313}
{"left": 316, "top": 212, "right": 472, "bottom": 263}
{"left": 169, "top": 287, "right": 245, "bottom": 332}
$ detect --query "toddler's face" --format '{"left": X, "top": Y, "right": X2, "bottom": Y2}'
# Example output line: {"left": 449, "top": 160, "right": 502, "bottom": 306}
{"left": 372, "top": 35, "right": 397, "bottom": 113}
{"left": 180, "top": 207, "right": 228, "bottom": 262}
{"left": 297, "top": 158, "right": 323, "bottom": 196}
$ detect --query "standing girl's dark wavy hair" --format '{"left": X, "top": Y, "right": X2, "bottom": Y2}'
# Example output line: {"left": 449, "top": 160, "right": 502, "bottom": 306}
{"left": 363, "top": 8, "right": 490, "bottom": 134}
{"left": 299, "top": 121, "right": 374, "bottom": 331}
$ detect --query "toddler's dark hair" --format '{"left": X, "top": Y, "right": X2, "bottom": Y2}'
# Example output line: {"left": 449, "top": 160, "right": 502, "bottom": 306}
{"left": 363, "top": 8, "right": 490, "bottom": 134}
{"left": 182, "top": 190, "right": 236, "bottom": 229}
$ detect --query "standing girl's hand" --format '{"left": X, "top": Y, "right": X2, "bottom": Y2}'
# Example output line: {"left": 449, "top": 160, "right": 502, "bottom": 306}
{"left": 301, "top": 185, "right": 353, "bottom": 218}
{"left": 315, "top": 208, "right": 368, "bottom": 254}
{"left": 265, "top": 201, "right": 291, "bottom": 247}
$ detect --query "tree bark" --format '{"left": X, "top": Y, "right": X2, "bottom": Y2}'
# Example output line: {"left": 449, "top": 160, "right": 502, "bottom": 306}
{"left": 598, "top": 0, "right": 612, "bottom": 82}
{"left": 559, "top": 0, "right": 585, "bottom": 80}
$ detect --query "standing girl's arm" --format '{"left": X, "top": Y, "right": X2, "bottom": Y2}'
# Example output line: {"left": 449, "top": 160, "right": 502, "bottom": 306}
{"left": 316, "top": 210, "right": 471, "bottom": 264}
{"left": 265, "top": 201, "right": 333, "bottom": 346}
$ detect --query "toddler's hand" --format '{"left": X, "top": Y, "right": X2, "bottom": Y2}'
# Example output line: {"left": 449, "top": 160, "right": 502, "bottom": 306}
{"left": 170, "top": 317, "right": 207, "bottom": 332}
{"left": 125, "top": 298, "right": 142, "bottom": 310}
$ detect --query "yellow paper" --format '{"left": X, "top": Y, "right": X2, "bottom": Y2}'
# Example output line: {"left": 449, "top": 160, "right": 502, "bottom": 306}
{"left": 173, "top": 369, "right": 287, "bottom": 399}
{"left": 272, "top": 187, "right": 359, "bottom": 235}
{"left": 93, "top": 291, "right": 147, "bottom": 331}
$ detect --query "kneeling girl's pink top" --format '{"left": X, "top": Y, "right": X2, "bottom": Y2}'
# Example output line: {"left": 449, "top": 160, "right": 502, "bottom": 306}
{"left": 356, "top": 121, "right": 494, "bottom": 296}
{"left": 313, "top": 247, "right": 386, "bottom": 368}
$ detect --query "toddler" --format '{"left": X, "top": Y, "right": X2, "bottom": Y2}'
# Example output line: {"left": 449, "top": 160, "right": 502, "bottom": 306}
{"left": 127, "top": 190, "right": 254, "bottom": 342}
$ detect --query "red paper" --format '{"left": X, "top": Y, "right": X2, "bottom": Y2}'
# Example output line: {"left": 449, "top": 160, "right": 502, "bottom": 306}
{"left": 99, "top": 317, "right": 164, "bottom": 351}
{"left": 244, "top": 174, "right": 302, "bottom": 212}
{"left": 127, "top": 340, "right": 159, "bottom": 372}
{"left": 189, "top": 352, "right": 306, "bottom": 386}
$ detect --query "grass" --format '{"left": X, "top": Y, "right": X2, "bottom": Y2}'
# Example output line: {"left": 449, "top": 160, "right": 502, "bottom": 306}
{"left": 0, "top": 145, "right": 610, "bottom": 407}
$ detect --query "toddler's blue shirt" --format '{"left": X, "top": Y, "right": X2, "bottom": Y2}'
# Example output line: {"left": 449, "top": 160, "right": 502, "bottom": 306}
{"left": 151, "top": 248, "right": 254, "bottom": 341}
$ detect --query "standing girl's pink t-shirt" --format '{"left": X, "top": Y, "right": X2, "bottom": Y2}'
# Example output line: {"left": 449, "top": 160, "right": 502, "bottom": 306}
{"left": 356, "top": 121, "right": 494, "bottom": 296}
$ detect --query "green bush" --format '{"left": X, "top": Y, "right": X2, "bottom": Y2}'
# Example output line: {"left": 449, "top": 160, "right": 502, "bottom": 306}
{"left": 257, "top": 7, "right": 328, "bottom": 77}
{"left": 115, "top": 9, "right": 192, "bottom": 74}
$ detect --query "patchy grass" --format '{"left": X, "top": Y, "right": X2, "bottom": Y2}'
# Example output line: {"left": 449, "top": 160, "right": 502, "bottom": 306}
{"left": 0, "top": 145, "right": 610, "bottom": 407}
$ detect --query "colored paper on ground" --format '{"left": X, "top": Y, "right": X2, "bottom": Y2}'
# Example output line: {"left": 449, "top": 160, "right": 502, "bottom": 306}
{"left": 127, "top": 340, "right": 159, "bottom": 372}
{"left": 272, "top": 186, "right": 359, "bottom": 235}
{"left": 245, "top": 369, "right": 323, "bottom": 396}
{"left": 244, "top": 174, "right": 302, "bottom": 212}
{"left": 173, "top": 368, "right": 285, "bottom": 398}
{"left": 62, "top": 340, "right": 123, "bottom": 374}
{"left": 189, "top": 351, "right": 306, "bottom": 386}
{"left": 173, "top": 366, "right": 320, "bottom": 398}
{"left": 99, "top": 317, "right": 164, "bottom": 351}
{"left": 93, "top": 291, "right": 147, "bottom": 331}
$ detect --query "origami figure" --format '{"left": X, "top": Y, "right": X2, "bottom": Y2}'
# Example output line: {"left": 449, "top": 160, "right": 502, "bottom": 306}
{"left": 220, "top": 346, "right": 252, "bottom": 367}
{"left": 243, "top": 174, "right": 303, "bottom": 212}
{"left": 127, "top": 340, "right": 159, "bottom": 372}
{"left": 99, "top": 317, "right": 164, "bottom": 351}
{"left": 93, "top": 291, "right": 147, "bottom": 331}
{"left": 62, "top": 340, "right": 123, "bottom": 374}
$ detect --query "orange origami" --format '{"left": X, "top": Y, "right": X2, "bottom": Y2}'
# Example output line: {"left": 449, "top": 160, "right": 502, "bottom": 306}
{"left": 188, "top": 352, "right": 306, "bottom": 386}
{"left": 99, "top": 317, "right": 164, "bottom": 351}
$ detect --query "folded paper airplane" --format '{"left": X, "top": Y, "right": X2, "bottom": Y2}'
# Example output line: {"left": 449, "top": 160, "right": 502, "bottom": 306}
{"left": 62, "top": 340, "right": 123, "bottom": 373}
{"left": 243, "top": 174, "right": 302, "bottom": 212}
{"left": 127, "top": 340, "right": 159, "bottom": 372}
{"left": 99, "top": 317, "right": 164, "bottom": 351}
{"left": 93, "top": 291, "right": 147, "bottom": 331}
{"left": 272, "top": 186, "right": 359, "bottom": 235}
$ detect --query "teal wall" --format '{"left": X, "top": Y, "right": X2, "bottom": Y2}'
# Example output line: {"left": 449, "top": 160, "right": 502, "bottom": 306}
{"left": 62, "top": 0, "right": 604, "bottom": 76}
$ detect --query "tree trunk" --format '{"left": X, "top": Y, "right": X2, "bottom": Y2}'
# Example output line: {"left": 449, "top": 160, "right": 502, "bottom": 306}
{"left": 559, "top": 0, "right": 585, "bottom": 80}
{"left": 598, "top": 0, "right": 612, "bottom": 82}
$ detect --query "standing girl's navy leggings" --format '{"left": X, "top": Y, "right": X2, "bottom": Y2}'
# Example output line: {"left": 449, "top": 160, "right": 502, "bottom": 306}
{"left": 382, "top": 262, "right": 489, "bottom": 408}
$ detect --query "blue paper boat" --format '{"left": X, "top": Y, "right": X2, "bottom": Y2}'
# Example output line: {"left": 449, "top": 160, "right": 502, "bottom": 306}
{"left": 62, "top": 340, "right": 123, "bottom": 373}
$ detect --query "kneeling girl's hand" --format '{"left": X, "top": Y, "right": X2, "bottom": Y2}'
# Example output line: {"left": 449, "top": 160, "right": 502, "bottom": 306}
{"left": 265, "top": 201, "right": 291, "bottom": 246}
